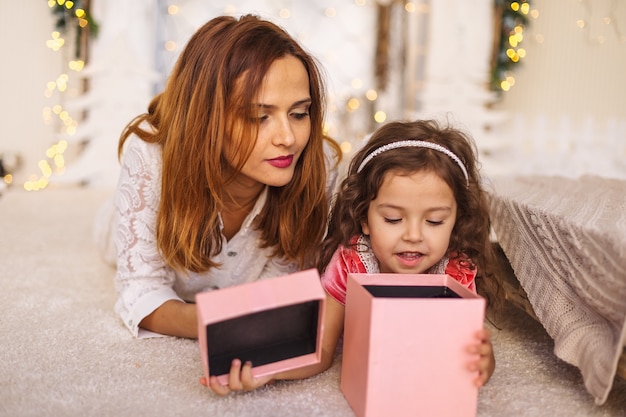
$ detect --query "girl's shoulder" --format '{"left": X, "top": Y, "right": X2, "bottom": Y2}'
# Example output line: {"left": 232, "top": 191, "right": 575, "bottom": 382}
{"left": 340, "top": 235, "right": 377, "bottom": 274}
{"left": 445, "top": 252, "right": 477, "bottom": 291}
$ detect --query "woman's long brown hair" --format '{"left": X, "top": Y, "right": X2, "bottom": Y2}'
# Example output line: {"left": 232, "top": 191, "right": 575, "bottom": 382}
{"left": 317, "top": 120, "right": 502, "bottom": 309}
{"left": 118, "top": 15, "right": 341, "bottom": 272}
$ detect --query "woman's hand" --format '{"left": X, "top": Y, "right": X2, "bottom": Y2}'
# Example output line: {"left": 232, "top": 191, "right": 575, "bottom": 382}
{"left": 467, "top": 327, "right": 495, "bottom": 387}
{"left": 199, "top": 359, "right": 274, "bottom": 396}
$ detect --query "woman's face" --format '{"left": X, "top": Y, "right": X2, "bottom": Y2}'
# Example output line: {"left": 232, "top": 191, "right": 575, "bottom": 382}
{"left": 229, "top": 55, "right": 312, "bottom": 189}
{"left": 361, "top": 169, "right": 457, "bottom": 274}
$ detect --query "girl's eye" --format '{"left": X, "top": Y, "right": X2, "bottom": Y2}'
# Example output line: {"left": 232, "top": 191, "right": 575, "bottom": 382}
{"left": 427, "top": 220, "right": 444, "bottom": 226}
{"left": 383, "top": 217, "right": 401, "bottom": 224}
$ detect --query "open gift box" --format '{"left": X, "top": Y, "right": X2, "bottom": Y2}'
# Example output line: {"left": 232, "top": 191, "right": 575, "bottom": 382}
{"left": 195, "top": 269, "right": 325, "bottom": 385}
{"left": 341, "top": 273, "right": 485, "bottom": 417}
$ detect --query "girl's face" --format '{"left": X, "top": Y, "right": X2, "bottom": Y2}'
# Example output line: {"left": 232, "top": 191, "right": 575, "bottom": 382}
{"left": 361, "top": 169, "right": 457, "bottom": 274}
{"left": 230, "top": 55, "right": 312, "bottom": 189}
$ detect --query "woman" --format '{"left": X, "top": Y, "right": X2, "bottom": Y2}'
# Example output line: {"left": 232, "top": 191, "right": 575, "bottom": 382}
{"left": 97, "top": 15, "right": 341, "bottom": 389}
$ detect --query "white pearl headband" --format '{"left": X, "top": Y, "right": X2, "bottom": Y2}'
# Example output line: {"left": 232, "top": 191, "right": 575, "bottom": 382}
{"left": 356, "top": 139, "right": 469, "bottom": 185}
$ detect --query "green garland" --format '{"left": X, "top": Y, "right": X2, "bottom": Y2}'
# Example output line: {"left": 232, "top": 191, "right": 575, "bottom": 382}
{"left": 49, "top": 0, "right": 99, "bottom": 59}
{"left": 491, "top": 0, "right": 530, "bottom": 92}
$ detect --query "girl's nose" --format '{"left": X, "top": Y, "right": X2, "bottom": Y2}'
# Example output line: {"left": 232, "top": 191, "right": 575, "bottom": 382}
{"left": 403, "top": 221, "right": 423, "bottom": 242}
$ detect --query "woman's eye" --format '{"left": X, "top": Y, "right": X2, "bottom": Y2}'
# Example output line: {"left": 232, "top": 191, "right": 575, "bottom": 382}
{"left": 383, "top": 217, "right": 401, "bottom": 224}
{"left": 291, "top": 111, "right": 310, "bottom": 120}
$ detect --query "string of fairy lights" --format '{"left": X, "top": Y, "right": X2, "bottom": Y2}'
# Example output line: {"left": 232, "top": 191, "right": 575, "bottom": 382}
{"left": 8, "top": 0, "right": 623, "bottom": 191}
{"left": 17, "top": 0, "right": 96, "bottom": 191}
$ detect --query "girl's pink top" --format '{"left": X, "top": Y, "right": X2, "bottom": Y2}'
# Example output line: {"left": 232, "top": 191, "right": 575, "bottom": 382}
{"left": 321, "top": 235, "right": 477, "bottom": 305}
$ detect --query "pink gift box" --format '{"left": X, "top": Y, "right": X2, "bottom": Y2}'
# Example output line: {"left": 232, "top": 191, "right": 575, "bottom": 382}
{"left": 195, "top": 269, "right": 325, "bottom": 385}
{"left": 341, "top": 274, "right": 486, "bottom": 417}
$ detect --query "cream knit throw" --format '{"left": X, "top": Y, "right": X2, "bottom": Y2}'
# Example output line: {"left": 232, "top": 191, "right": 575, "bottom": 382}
{"left": 488, "top": 175, "right": 626, "bottom": 405}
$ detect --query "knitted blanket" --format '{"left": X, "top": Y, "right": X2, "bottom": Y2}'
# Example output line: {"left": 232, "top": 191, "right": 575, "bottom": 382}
{"left": 488, "top": 175, "right": 626, "bottom": 405}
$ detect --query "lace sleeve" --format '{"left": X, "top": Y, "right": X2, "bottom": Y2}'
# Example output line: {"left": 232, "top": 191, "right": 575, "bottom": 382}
{"left": 113, "top": 136, "right": 182, "bottom": 337}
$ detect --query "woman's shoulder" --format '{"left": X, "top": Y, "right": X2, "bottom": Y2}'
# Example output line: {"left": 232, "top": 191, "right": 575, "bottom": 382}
{"left": 122, "top": 127, "right": 161, "bottom": 164}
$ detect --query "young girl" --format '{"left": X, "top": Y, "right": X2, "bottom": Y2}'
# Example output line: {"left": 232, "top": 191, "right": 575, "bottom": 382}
{"left": 316, "top": 119, "right": 503, "bottom": 387}
{"left": 100, "top": 15, "right": 341, "bottom": 394}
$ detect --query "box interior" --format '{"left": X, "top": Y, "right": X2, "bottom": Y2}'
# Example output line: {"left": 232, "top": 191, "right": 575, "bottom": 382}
{"left": 363, "top": 285, "right": 461, "bottom": 299}
{"left": 205, "top": 300, "right": 319, "bottom": 376}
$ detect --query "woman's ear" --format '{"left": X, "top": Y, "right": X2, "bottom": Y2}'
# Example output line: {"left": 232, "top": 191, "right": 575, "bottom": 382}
{"left": 361, "top": 220, "right": 370, "bottom": 236}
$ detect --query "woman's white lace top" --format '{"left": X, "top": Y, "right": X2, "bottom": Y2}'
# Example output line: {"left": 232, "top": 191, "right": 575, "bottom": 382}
{"left": 108, "top": 134, "right": 338, "bottom": 338}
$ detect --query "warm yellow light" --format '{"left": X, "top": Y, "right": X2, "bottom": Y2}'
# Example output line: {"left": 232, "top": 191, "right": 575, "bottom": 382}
{"left": 405, "top": 2, "right": 416, "bottom": 13}
{"left": 510, "top": 2, "right": 519, "bottom": 12}
{"left": 351, "top": 78, "right": 363, "bottom": 89}
{"left": 374, "top": 111, "right": 386, "bottom": 123}
{"left": 46, "top": 32, "right": 65, "bottom": 51}
{"left": 48, "top": 0, "right": 56, "bottom": 8}
{"left": 530, "top": 9, "right": 539, "bottom": 19}
{"left": 164, "top": 41, "right": 176, "bottom": 51}
{"left": 577, "top": 20, "right": 585, "bottom": 29}
{"left": 69, "top": 60, "right": 84, "bottom": 71}
{"left": 279, "top": 8, "right": 290, "bottom": 19}
{"left": 75, "top": 8, "right": 85, "bottom": 18}
{"left": 520, "top": 3, "right": 530, "bottom": 14}
{"left": 340, "top": 141, "right": 352, "bottom": 154}
{"left": 365, "top": 89, "right": 378, "bottom": 101}
{"left": 39, "top": 160, "right": 52, "bottom": 177}
{"left": 500, "top": 80, "right": 511, "bottom": 91}
{"left": 54, "top": 154, "right": 65, "bottom": 168}
{"left": 168, "top": 5, "right": 179, "bottom": 15}
{"left": 325, "top": 8, "right": 336, "bottom": 18}
{"left": 3, "top": 174, "right": 12, "bottom": 185}
{"left": 65, "top": 1, "right": 74, "bottom": 9}
{"left": 346, "top": 98, "right": 360, "bottom": 112}
{"left": 517, "top": 48, "right": 526, "bottom": 58}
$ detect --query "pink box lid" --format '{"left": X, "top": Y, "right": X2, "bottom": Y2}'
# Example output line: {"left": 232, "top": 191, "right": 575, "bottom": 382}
{"left": 196, "top": 269, "right": 325, "bottom": 384}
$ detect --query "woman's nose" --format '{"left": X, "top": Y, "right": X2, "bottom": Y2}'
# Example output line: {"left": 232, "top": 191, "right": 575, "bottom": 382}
{"left": 273, "top": 117, "right": 296, "bottom": 147}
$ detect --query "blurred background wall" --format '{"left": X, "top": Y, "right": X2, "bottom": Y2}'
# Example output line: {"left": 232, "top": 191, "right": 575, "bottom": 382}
{"left": 1, "top": 0, "right": 624, "bottom": 191}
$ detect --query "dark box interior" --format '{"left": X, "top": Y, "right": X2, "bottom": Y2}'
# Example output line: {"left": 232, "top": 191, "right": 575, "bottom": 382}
{"left": 364, "top": 285, "right": 461, "bottom": 299}
{"left": 205, "top": 301, "right": 320, "bottom": 376}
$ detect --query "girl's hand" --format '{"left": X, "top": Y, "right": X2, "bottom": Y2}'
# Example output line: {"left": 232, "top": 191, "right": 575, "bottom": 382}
{"left": 199, "top": 359, "right": 274, "bottom": 396}
{"left": 467, "top": 327, "right": 495, "bottom": 387}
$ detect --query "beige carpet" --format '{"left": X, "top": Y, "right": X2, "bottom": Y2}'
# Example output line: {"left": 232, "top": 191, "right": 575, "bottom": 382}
{"left": 1, "top": 186, "right": 625, "bottom": 417}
